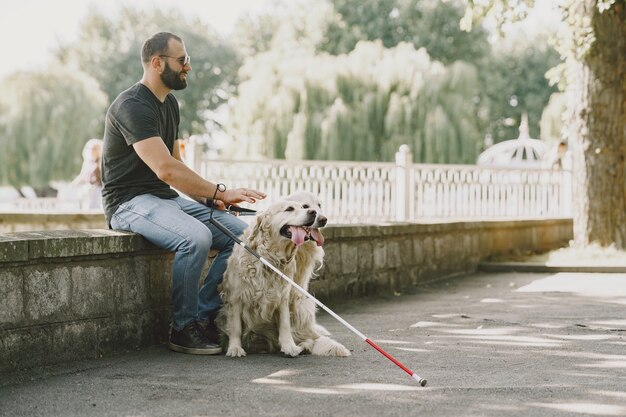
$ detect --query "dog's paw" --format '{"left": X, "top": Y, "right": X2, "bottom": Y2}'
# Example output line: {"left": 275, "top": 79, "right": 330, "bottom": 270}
{"left": 312, "top": 336, "right": 351, "bottom": 357}
{"left": 330, "top": 344, "right": 351, "bottom": 357}
{"left": 281, "top": 343, "right": 303, "bottom": 357}
{"left": 226, "top": 345, "right": 247, "bottom": 358}
{"left": 315, "top": 324, "right": 331, "bottom": 336}
{"left": 298, "top": 339, "right": 315, "bottom": 352}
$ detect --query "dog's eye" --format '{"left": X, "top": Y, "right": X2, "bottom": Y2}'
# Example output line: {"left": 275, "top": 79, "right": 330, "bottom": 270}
{"left": 302, "top": 204, "right": 309, "bottom": 209}
{"left": 285, "top": 206, "right": 295, "bottom": 212}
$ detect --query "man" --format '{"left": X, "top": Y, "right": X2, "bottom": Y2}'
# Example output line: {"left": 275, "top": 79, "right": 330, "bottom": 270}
{"left": 101, "top": 32, "right": 265, "bottom": 355}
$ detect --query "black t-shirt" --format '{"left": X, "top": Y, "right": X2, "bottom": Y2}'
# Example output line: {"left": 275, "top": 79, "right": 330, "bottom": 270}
{"left": 101, "top": 82, "right": 180, "bottom": 226}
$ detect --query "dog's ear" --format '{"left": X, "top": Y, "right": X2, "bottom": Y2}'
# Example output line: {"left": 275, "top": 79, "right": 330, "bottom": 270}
{"left": 248, "top": 211, "right": 269, "bottom": 245}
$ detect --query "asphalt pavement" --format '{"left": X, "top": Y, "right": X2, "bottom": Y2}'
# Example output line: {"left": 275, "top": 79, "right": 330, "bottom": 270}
{"left": 1, "top": 270, "right": 625, "bottom": 417}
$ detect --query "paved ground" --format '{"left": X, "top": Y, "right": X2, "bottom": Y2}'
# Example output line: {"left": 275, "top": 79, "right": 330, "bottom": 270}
{"left": 1, "top": 271, "right": 625, "bottom": 417}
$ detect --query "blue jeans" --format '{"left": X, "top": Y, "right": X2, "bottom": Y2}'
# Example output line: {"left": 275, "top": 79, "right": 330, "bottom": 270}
{"left": 110, "top": 194, "right": 247, "bottom": 331}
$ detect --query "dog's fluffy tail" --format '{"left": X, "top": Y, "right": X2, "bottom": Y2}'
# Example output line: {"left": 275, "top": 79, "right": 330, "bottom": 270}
{"left": 311, "top": 335, "right": 351, "bottom": 357}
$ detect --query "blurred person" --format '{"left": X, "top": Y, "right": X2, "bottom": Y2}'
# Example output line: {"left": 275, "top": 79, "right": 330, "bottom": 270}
{"left": 101, "top": 32, "right": 266, "bottom": 355}
{"left": 71, "top": 138, "right": 103, "bottom": 209}
{"left": 544, "top": 140, "right": 569, "bottom": 170}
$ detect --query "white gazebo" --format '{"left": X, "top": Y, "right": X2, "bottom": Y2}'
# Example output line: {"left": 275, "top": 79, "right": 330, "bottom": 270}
{"left": 477, "top": 114, "right": 547, "bottom": 169}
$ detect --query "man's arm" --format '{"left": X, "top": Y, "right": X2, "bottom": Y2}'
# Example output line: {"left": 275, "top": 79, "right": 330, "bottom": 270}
{"left": 172, "top": 139, "right": 225, "bottom": 209}
{"left": 133, "top": 137, "right": 265, "bottom": 205}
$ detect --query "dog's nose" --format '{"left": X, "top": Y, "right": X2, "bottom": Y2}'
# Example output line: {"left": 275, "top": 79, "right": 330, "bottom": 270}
{"left": 318, "top": 215, "right": 327, "bottom": 227}
{"left": 307, "top": 209, "right": 317, "bottom": 216}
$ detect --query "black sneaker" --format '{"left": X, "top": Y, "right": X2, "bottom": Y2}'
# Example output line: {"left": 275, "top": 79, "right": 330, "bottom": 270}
{"left": 197, "top": 320, "right": 221, "bottom": 345}
{"left": 169, "top": 321, "right": 222, "bottom": 355}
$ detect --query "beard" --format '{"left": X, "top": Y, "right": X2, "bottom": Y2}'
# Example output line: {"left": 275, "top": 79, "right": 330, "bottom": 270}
{"left": 161, "top": 62, "right": 187, "bottom": 90}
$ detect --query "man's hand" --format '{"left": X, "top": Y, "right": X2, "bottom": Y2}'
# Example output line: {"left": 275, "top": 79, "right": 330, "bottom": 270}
{"left": 219, "top": 188, "right": 266, "bottom": 206}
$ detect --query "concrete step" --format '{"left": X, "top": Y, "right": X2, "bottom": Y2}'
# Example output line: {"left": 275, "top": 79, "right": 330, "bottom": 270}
{"left": 479, "top": 261, "right": 626, "bottom": 273}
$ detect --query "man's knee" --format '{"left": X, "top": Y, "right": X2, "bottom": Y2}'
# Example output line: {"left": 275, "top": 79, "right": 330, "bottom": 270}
{"left": 185, "top": 229, "right": 212, "bottom": 255}
{"left": 234, "top": 223, "right": 247, "bottom": 239}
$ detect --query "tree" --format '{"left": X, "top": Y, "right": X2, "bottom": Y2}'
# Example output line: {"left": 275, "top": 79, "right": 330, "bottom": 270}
{"left": 320, "top": 0, "right": 491, "bottom": 65}
{"left": 0, "top": 67, "right": 107, "bottom": 187}
{"left": 56, "top": 7, "right": 241, "bottom": 137}
{"left": 316, "top": 0, "right": 558, "bottom": 147}
{"left": 478, "top": 36, "right": 560, "bottom": 143}
{"left": 563, "top": 1, "right": 625, "bottom": 248}
{"left": 464, "top": 0, "right": 626, "bottom": 248}
{"left": 228, "top": 41, "right": 483, "bottom": 164}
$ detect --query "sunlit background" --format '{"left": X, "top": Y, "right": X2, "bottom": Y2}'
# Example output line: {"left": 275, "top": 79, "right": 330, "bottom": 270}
{"left": 0, "top": 0, "right": 568, "bottom": 211}
{"left": 0, "top": 0, "right": 272, "bottom": 77}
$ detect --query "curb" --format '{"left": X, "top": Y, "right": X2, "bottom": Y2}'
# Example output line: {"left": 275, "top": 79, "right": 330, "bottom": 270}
{"left": 478, "top": 262, "right": 626, "bottom": 273}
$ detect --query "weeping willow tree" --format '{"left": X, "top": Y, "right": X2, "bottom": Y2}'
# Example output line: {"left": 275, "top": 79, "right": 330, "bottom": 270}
{"left": 228, "top": 41, "right": 482, "bottom": 163}
{"left": 0, "top": 67, "right": 107, "bottom": 188}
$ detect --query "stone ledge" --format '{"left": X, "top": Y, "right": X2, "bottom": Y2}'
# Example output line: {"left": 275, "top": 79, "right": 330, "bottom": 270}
{"left": 325, "top": 218, "right": 572, "bottom": 239}
{"left": 0, "top": 229, "right": 167, "bottom": 263}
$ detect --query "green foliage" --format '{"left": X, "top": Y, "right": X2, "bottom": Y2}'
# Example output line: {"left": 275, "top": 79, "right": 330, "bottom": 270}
{"left": 232, "top": 0, "right": 334, "bottom": 57}
{"left": 233, "top": 0, "right": 490, "bottom": 66}
{"left": 56, "top": 7, "right": 241, "bottom": 136}
{"left": 321, "top": 0, "right": 491, "bottom": 65}
{"left": 232, "top": 0, "right": 557, "bottom": 160}
{"left": 228, "top": 41, "right": 483, "bottom": 164}
{"left": 0, "top": 68, "right": 107, "bottom": 187}
{"left": 477, "top": 39, "right": 561, "bottom": 143}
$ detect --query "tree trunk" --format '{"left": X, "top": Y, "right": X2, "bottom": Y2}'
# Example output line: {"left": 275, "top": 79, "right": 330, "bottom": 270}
{"left": 568, "top": 1, "right": 626, "bottom": 249}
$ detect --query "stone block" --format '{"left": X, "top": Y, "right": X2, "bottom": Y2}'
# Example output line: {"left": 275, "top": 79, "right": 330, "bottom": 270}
{"left": 102, "top": 311, "right": 164, "bottom": 353}
{"left": 309, "top": 277, "right": 329, "bottom": 301}
{"left": 387, "top": 240, "right": 402, "bottom": 269}
{"left": 0, "top": 268, "right": 24, "bottom": 327}
{"left": 70, "top": 264, "right": 115, "bottom": 318}
{"left": 51, "top": 321, "right": 99, "bottom": 363}
{"left": 113, "top": 260, "right": 149, "bottom": 314}
{"left": 412, "top": 236, "right": 424, "bottom": 266}
{"left": 340, "top": 243, "right": 358, "bottom": 274}
{"left": 321, "top": 242, "right": 342, "bottom": 275}
{"left": 421, "top": 236, "right": 435, "bottom": 272}
{"left": 344, "top": 276, "right": 359, "bottom": 298}
{"left": 355, "top": 241, "right": 373, "bottom": 273}
{"left": 149, "top": 255, "right": 174, "bottom": 307}
{"left": 23, "top": 266, "right": 71, "bottom": 322}
{"left": 0, "top": 327, "right": 52, "bottom": 372}
{"left": 327, "top": 275, "right": 348, "bottom": 300}
{"left": 0, "top": 235, "right": 29, "bottom": 263}
{"left": 398, "top": 236, "right": 414, "bottom": 265}
{"left": 373, "top": 242, "right": 387, "bottom": 270}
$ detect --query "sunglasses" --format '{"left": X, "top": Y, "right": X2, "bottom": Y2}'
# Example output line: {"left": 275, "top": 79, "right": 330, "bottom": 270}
{"left": 159, "top": 54, "right": 191, "bottom": 67}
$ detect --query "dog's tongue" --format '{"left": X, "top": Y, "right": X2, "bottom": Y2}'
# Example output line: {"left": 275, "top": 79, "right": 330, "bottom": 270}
{"left": 289, "top": 226, "right": 307, "bottom": 246}
{"left": 310, "top": 229, "right": 324, "bottom": 246}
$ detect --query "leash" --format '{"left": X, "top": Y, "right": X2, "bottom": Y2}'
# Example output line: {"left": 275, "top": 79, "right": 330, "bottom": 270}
{"left": 225, "top": 204, "right": 257, "bottom": 216}
{"left": 205, "top": 184, "right": 427, "bottom": 386}
{"left": 202, "top": 192, "right": 257, "bottom": 216}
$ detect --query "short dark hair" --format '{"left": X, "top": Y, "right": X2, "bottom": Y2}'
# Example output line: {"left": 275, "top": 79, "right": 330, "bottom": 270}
{"left": 141, "top": 32, "right": 182, "bottom": 63}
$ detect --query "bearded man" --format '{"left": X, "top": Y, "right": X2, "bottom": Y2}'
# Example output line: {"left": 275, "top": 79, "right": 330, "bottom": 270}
{"left": 101, "top": 32, "right": 265, "bottom": 355}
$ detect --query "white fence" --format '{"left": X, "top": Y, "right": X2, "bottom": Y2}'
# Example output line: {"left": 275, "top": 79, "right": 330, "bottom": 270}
{"left": 0, "top": 146, "right": 571, "bottom": 222}
{"left": 187, "top": 145, "right": 572, "bottom": 224}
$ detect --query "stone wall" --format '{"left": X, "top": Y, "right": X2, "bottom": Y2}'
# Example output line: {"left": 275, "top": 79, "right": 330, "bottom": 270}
{"left": 310, "top": 219, "right": 572, "bottom": 300}
{"left": 0, "top": 219, "right": 572, "bottom": 372}
{"left": 0, "top": 230, "right": 173, "bottom": 372}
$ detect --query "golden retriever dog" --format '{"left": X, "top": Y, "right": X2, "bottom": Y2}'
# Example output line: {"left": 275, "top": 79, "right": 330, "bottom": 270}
{"left": 217, "top": 192, "right": 350, "bottom": 358}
